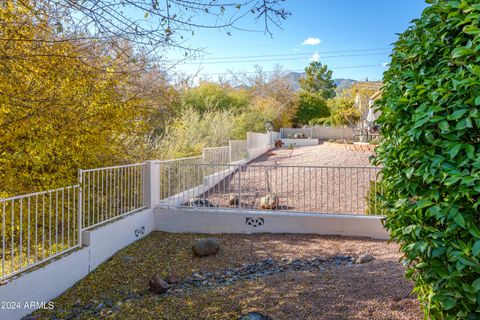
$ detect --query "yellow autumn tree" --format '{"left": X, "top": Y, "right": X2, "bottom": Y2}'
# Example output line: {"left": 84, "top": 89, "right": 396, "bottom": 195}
{"left": 0, "top": 1, "right": 152, "bottom": 196}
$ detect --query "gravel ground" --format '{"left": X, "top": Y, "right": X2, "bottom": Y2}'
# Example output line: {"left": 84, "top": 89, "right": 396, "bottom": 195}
{"left": 31, "top": 232, "right": 421, "bottom": 320}
{"left": 201, "top": 143, "right": 380, "bottom": 214}
{"left": 253, "top": 142, "right": 374, "bottom": 167}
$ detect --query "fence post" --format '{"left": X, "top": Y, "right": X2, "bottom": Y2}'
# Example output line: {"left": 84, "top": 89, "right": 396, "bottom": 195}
{"left": 77, "top": 169, "right": 83, "bottom": 246}
{"left": 229, "top": 140, "right": 232, "bottom": 163}
{"left": 237, "top": 164, "right": 242, "bottom": 208}
{"left": 143, "top": 161, "right": 160, "bottom": 208}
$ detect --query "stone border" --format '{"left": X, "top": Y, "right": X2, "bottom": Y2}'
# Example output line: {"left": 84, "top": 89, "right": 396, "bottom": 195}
{"left": 323, "top": 141, "right": 377, "bottom": 153}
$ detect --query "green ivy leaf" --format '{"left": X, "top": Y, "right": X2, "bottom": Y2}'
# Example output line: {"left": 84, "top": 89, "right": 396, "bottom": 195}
{"left": 416, "top": 199, "right": 434, "bottom": 209}
{"left": 453, "top": 213, "right": 466, "bottom": 228}
{"left": 451, "top": 47, "right": 473, "bottom": 59}
{"left": 406, "top": 167, "right": 415, "bottom": 179}
{"left": 448, "top": 144, "right": 462, "bottom": 158}
{"left": 473, "top": 240, "right": 480, "bottom": 257}
{"left": 474, "top": 278, "right": 480, "bottom": 293}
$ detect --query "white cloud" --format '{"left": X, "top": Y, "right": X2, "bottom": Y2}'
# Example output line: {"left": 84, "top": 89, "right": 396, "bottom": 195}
{"left": 302, "top": 37, "right": 321, "bottom": 46}
{"left": 382, "top": 62, "right": 389, "bottom": 67}
{"left": 310, "top": 52, "right": 320, "bottom": 62}
{"left": 293, "top": 48, "right": 300, "bottom": 52}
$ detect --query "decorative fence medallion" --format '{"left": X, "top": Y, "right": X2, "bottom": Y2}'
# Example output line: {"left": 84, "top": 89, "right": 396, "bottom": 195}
{"left": 246, "top": 217, "right": 264, "bottom": 227}
{"left": 134, "top": 226, "right": 146, "bottom": 238}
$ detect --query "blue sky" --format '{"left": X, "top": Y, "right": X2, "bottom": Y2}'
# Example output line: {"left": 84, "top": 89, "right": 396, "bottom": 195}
{"left": 167, "top": 0, "right": 428, "bottom": 81}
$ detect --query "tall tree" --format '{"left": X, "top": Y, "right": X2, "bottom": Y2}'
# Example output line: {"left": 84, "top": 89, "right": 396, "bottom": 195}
{"left": 0, "top": 0, "right": 290, "bottom": 196}
{"left": 299, "top": 61, "right": 336, "bottom": 99}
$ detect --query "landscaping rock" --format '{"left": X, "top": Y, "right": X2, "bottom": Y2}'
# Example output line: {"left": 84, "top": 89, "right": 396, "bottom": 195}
{"left": 166, "top": 272, "right": 179, "bottom": 284}
{"left": 356, "top": 253, "right": 374, "bottom": 264}
{"left": 229, "top": 194, "right": 239, "bottom": 205}
{"left": 192, "top": 238, "right": 220, "bottom": 257}
{"left": 149, "top": 275, "right": 170, "bottom": 294}
{"left": 260, "top": 193, "right": 279, "bottom": 209}
{"left": 293, "top": 132, "right": 306, "bottom": 139}
{"left": 120, "top": 255, "right": 134, "bottom": 264}
{"left": 238, "top": 312, "right": 272, "bottom": 320}
{"left": 188, "top": 198, "right": 215, "bottom": 207}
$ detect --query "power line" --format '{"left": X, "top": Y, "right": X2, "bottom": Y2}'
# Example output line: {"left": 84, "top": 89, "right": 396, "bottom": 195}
{"left": 205, "top": 36, "right": 394, "bottom": 49}
{"left": 169, "top": 52, "right": 390, "bottom": 66}
{"left": 192, "top": 64, "right": 387, "bottom": 77}
{"left": 162, "top": 47, "right": 391, "bottom": 63}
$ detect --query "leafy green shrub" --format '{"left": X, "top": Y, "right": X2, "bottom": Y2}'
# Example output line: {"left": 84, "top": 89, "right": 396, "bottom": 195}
{"left": 294, "top": 92, "right": 330, "bottom": 126}
{"left": 373, "top": 1, "right": 480, "bottom": 318}
{"left": 181, "top": 81, "right": 249, "bottom": 113}
{"left": 158, "top": 108, "right": 235, "bottom": 159}
{"left": 369, "top": 138, "right": 379, "bottom": 145}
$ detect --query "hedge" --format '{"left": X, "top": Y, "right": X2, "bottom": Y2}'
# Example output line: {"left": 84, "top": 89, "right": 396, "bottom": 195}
{"left": 374, "top": 0, "right": 480, "bottom": 319}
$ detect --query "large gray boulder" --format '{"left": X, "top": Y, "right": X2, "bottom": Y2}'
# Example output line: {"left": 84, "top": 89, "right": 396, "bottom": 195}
{"left": 293, "top": 132, "right": 306, "bottom": 139}
{"left": 188, "top": 198, "right": 215, "bottom": 207}
{"left": 356, "top": 253, "right": 374, "bottom": 264}
{"left": 192, "top": 238, "right": 220, "bottom": 257}
{"left": 260, "top": 193, "right": 279, "bottom": 209}
{"left": 149, "top": 275, "right": 170, "bottom": 294}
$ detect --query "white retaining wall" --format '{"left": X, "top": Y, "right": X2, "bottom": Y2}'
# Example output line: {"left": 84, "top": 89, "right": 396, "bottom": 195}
{"left": 280, "top": 138, "right": 319, "bottom": 147}
{"left": 82, "top": 209, "right": 154, "bottom": 271}
{"left": 281, "top": 127, "right": 354, "bottom": 140}
{"left": 0, "top": 248, "right": 90, "bottom": 320}
{"left": 154, "top": 208, "right": 388, "bottom": 240}
{"left": 0, "top": 209, "right": 154, "bottom": 320}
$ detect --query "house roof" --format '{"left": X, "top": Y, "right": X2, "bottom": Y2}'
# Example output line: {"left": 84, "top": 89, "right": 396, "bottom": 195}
{"left": 351, "top": 81, "right": 383, "bottom": 91}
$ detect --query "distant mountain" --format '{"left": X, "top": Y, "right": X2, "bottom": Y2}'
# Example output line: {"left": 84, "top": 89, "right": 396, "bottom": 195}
{"left": 285, "top": 72, "right": 356, "bottom": 92}
{"left": 333, "top": 78, "right": 356, "bottom": 91}
{"left": 284, "top": 72, "right": 304, "bottom": 91}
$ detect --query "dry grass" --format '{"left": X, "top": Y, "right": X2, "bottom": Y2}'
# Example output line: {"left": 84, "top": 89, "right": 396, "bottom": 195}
{"left": 32, "top": 232, "right": 422, "bottom": 320}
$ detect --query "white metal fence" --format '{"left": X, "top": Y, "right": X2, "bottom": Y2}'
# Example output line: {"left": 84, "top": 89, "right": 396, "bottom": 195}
{"left": 247, "top": 132, "right": 278, "bottom": 150}
{"left": 0, "top": 186, "right": 80, "bottom": 280}
{"left": 203, "top": 146, "right": 230, "bottom": 164}
{"left": 158, "top": 163, "right": 383, "bottom": 216}
{"left": 79, "top": 163, "right": 146, "bottom": 230}
{"left": 0, "top": 131, "right": 277, "bottom": 280}
{"left": 229, "top": 140, "right": 248, "bottom": 163}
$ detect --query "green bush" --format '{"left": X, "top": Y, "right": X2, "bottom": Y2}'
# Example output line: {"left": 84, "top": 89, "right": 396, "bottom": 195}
{"left": 373, "top": 1, "right": 480, "bottom": 318}
{"left": 294, "top": 92, "right": 330, "bottom": 126}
